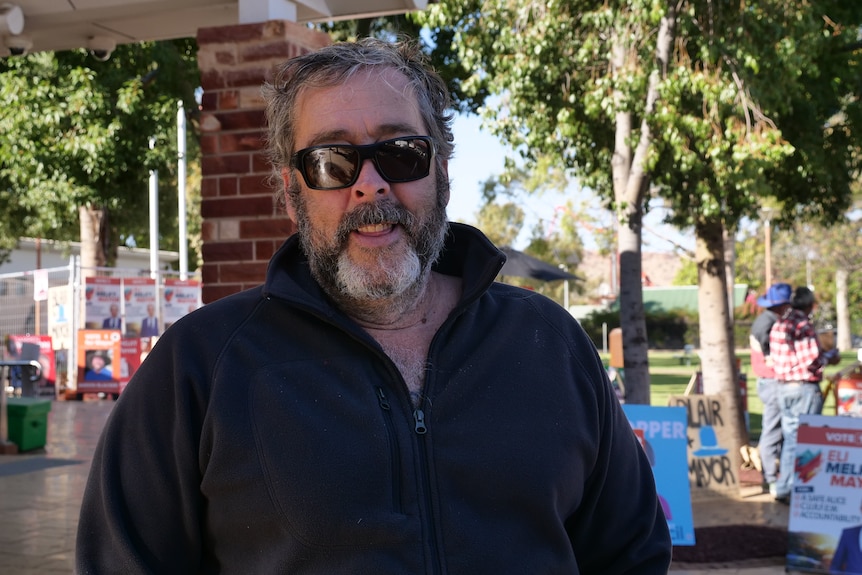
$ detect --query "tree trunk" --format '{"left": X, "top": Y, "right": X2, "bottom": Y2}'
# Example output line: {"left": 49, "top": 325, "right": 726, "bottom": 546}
{"left": 618, "top": 202, "right": 651, "bottom": 404}
{"left": 605, "top": 7, "right": 675, "bottom": 404}
{"left": 836, "top": 268, "right": 851, "bottom": 350}
{"left": 79, "top": 205, "right": 108, "bottom": 277}
{"left": 696, "top": 219, "right": 749, "bottom": 449}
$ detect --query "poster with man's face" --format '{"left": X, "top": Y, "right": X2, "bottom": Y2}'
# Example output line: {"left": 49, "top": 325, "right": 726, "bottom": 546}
{"left": 124, "top": 278, "right": 159, "bottom": 338}
{"left": 84, "top": 277, "right": 122, "bottom": 330}
{"left": 163, "top": 279, "right": 202, "bottom": 331}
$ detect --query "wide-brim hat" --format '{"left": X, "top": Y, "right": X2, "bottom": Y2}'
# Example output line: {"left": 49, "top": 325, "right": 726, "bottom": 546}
{"left": 756, "top": 283, "right": 792, "bottom": 308}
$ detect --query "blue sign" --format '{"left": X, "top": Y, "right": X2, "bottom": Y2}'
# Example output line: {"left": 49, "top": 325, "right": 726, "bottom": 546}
{"left": 623, "top": 404, "right": 696, "bottom": 546}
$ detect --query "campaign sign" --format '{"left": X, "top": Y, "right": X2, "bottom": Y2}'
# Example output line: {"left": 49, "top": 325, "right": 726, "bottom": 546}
{"left": 668, "top": 395, "right": 741, "bottom": 499}
{"left": 8, "top": 334, "right": 55, "bottom": 385}
{"left": 163, "top": 279, "right": 202, "bottom": 331}
{"left": 124, "top": 278, "right": 159, "bottom": 338}
{"left": 623, "top": 405, "right": 695, "bottom": 546}
{"left": 76, "top": 330, "right": 122, "bottom": 394}
{"left": 48, "top": 285, "right": 73, "bottom": 350}
{"left": 84, "top": 277, "right": 122, "bottom": 330}
{"left": 786, "top": 415, "right": 862, "bottom": 573}
{"left": 118, "top": 337, "right": 141, "bottom": 393}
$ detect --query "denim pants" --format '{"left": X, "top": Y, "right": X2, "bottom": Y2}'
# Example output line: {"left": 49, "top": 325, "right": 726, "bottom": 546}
{"left": 775, "top": 382, "right": 823, "bottom": 498}
{"left": 756, "top": 377, "right": 782, "bottom": 484}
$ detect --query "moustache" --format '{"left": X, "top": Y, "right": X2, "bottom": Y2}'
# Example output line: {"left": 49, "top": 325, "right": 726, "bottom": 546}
{"left": 335, "top": 202, "right": 417, "bottom": 246}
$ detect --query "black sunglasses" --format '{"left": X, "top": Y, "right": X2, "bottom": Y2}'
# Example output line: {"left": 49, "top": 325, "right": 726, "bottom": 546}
{"left": 290, "top": 136, "right": 435, "bottom": 190}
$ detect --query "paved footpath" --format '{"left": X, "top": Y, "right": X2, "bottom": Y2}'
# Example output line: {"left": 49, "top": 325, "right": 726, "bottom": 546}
{"left": 0, "top": 399, "right": 112, "bottom": 574}
{"left": 0, "top": 399, "right": 794, "bottom": 574}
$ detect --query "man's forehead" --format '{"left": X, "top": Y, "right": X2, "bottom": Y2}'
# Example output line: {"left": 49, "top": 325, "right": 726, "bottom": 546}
{"left": 294, "top": 68, "right": 423, "bottom": 145}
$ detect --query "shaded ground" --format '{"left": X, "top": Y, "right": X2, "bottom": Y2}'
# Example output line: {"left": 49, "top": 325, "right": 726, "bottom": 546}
{"left": 671, "top": 466, "right": 788, "bottom": 566}
{"left": 672, "top": 524, "right": 787, "bottom": 564}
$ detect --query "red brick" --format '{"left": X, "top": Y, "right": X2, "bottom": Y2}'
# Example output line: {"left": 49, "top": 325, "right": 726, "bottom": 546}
{"left": 219, "top": 90, "right": 239, "bottom": 110}
{"left": 215, "top": 50, "right": 236, "bottom": 66}
{"left": 239, "top": 174, "right": 272, "bottom": 196}
{"left": 224, "top": 67, "right": 269, "bottom": 88}
{"left": 202, "top": 154, "right": 252, "bottom": 176}
{"left": 202, "top": 241, "right": 254, "bottom": 262}
{"left": 201, "top": 177, "right": 219, "bottom": 199}
{"left": 203, "top": 284, "right": 243, "bottom": 304}
{"left": 251, "top": 152, "right": 273, "bottom": 173}
{"left": 220, "top": 131, "right": 265, "bottom": 153}
{"left": 201, "top": 196, "right": 275, "bottom": 218}
{"left": 199, "top": 69, "right": 226, "bottom": 91}
{"left": 218, "top": 110, "right": 266, "bottom": 131}
{"left": 219, "top": 262, "right": 268, "bottom": 283}
{"left": 255, "top": 239, "right": 279, "bottom": 261}
{"left": 198, "top": 22, "right": 268, "bottom": 45}
{"left": 218, "top": 177, "right": 238, "bottom": 196}
{"left": 240, "top": 217, "right": 294, "bottom": 239}
{"left": 200, "top": 92, "right": 218, "bottom": 112}
{"left": 201, "top": 221, "right": 217, "bottom": 242}
{"left": 242, "top": 41, "right": 293, "bottom": 62}
{"left": 200, "top": 134, "right": 218, "bottom": 155}
{"left": 201, "top": 262, "right": 220, "bottom": 284}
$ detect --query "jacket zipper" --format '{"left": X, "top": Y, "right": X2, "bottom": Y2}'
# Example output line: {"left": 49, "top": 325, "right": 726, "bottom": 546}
{"left": 413, "top": 404, "right": 441, "bottom": 575}
{"left": 376, "top": 387, "right": 402, "bottom": 513}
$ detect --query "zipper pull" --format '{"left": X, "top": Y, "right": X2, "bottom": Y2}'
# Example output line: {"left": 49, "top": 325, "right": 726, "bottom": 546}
{"left": 376, "top": 387, "right": 390, "bottom": 410}
{"left": 413, "top": 409, "right": 427, "bottom": 435}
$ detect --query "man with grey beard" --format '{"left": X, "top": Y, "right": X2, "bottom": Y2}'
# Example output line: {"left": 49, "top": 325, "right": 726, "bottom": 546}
{"left": 77, "top": 38, "right": 671, "bottom": 574}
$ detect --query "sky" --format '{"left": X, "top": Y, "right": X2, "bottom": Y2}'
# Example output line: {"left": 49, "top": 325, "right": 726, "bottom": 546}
{"left": 446, "top": 112, "right": 695, "bottom": 254}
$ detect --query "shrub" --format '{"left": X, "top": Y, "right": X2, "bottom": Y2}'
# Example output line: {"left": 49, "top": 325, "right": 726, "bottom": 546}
{"left": 579, "top": 307, "right": 695, "bottom": 350}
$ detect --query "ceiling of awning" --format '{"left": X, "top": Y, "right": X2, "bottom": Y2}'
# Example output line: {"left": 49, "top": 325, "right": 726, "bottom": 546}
{"left": 1, "top": 0, "right": 429, "bottom": 56}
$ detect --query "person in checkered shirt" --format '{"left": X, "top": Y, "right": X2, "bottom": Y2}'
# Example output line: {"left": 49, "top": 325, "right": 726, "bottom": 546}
{"left": 769, "top": 286, "right": 840, "bottom": 503}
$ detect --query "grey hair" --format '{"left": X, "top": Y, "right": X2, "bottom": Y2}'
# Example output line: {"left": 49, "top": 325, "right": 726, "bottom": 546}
{"left": 262, "top": 37, "right": 455, "bottom": 209}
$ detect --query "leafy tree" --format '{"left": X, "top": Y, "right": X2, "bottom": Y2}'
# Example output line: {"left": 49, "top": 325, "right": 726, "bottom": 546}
{"left": 0, "top": 39, "right": 201, "bottom": 270}
{"left": 474, "top": 198, "right": 525, "bottom": 247}
{"left": 416, "top": 1, "right": 862, "bottom": 456}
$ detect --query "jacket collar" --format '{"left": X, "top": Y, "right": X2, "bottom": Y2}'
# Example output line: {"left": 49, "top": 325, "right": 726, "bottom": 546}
{"left": 262, "top": 222, "right": 506, "bottom": 310}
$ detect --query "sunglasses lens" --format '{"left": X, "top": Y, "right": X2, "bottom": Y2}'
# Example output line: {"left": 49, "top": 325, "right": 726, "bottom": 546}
{"left": 300, "top": 147, "right": 359, "bottom": 189}
{"left": 294, "top": 137, "right": 434, "bottom": 190}
{"left": 376, "top": 138, "right": 432, "bottom": 182}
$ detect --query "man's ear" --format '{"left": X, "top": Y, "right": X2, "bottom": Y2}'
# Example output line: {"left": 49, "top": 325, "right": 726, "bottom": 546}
{"left": 281, "top": 168, "right": 297, "bottom": 221}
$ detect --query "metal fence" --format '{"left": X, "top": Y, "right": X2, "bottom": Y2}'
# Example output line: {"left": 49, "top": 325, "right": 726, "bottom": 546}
{"left": 1, "top": 256, "right": 199, "bottom": 396}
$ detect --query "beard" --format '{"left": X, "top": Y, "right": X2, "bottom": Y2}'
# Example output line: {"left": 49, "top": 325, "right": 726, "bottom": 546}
{"left": 289, "top": 170, "right": 449, "bottom": 309}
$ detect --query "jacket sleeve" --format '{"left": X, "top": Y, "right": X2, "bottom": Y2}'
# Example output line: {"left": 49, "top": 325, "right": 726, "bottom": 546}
{"left": 564, "top": 331, "right": 673, "bottom": 574}
{"left": 76, "top": 324, "right": 211, "bottom": 574}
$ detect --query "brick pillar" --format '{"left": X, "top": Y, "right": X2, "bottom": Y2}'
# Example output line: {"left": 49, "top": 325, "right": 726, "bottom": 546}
{"left": 196, "top": 21, "right": 330, "bottom": 303}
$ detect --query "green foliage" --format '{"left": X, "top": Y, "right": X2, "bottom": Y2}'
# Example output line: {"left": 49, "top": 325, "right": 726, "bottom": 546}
{"left": 475, "top": 200, "right": 524, "bottom": 247}
{"left": 579, "top": 305, "right": 695, "bottom": 351}
{"left": 419, "top": 1, "right": 862, "bottom": 231}
{"left": 0, "top": 39, "right": 201, "bottom": 265}
{"left": 672, "top": 258, "right": 698, "bottom": 286}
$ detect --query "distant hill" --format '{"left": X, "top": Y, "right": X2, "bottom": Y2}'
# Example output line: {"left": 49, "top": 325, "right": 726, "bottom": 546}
{"left": 579, "top": 251, "right": 686, "bottom": 296}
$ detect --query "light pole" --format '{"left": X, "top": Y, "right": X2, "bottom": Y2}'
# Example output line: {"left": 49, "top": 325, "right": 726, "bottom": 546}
{"left": 762, "top": 208, "right": 774, "bottom": 289}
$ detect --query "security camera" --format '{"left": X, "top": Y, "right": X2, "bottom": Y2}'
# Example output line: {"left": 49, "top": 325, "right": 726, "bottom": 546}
{"left": 88, "top": 36, "right": 116, "bottom": 61}
{"left": 4, "top": 33, "right": 32, "bottom": 56}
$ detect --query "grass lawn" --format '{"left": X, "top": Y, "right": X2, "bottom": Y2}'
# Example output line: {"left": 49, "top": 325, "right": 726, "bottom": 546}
{"left": 602, "top": 349, "right": 857, "bottom": 442}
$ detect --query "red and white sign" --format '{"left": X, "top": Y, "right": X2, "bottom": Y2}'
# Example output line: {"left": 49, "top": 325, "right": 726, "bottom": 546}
{"left": 163, "top": 279, "right": 202, "bottom": 331}
{"left": 8, "top": 334, "right": 55, "bottom": 384}
{"left": 84, "top": 277, "right": 122, "bottom": 330}
{"left": 124, "top": 278, "right": 159, "bottom": 338}
{"left": 786, "top": 415, "right": 862, "bottom": 573}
